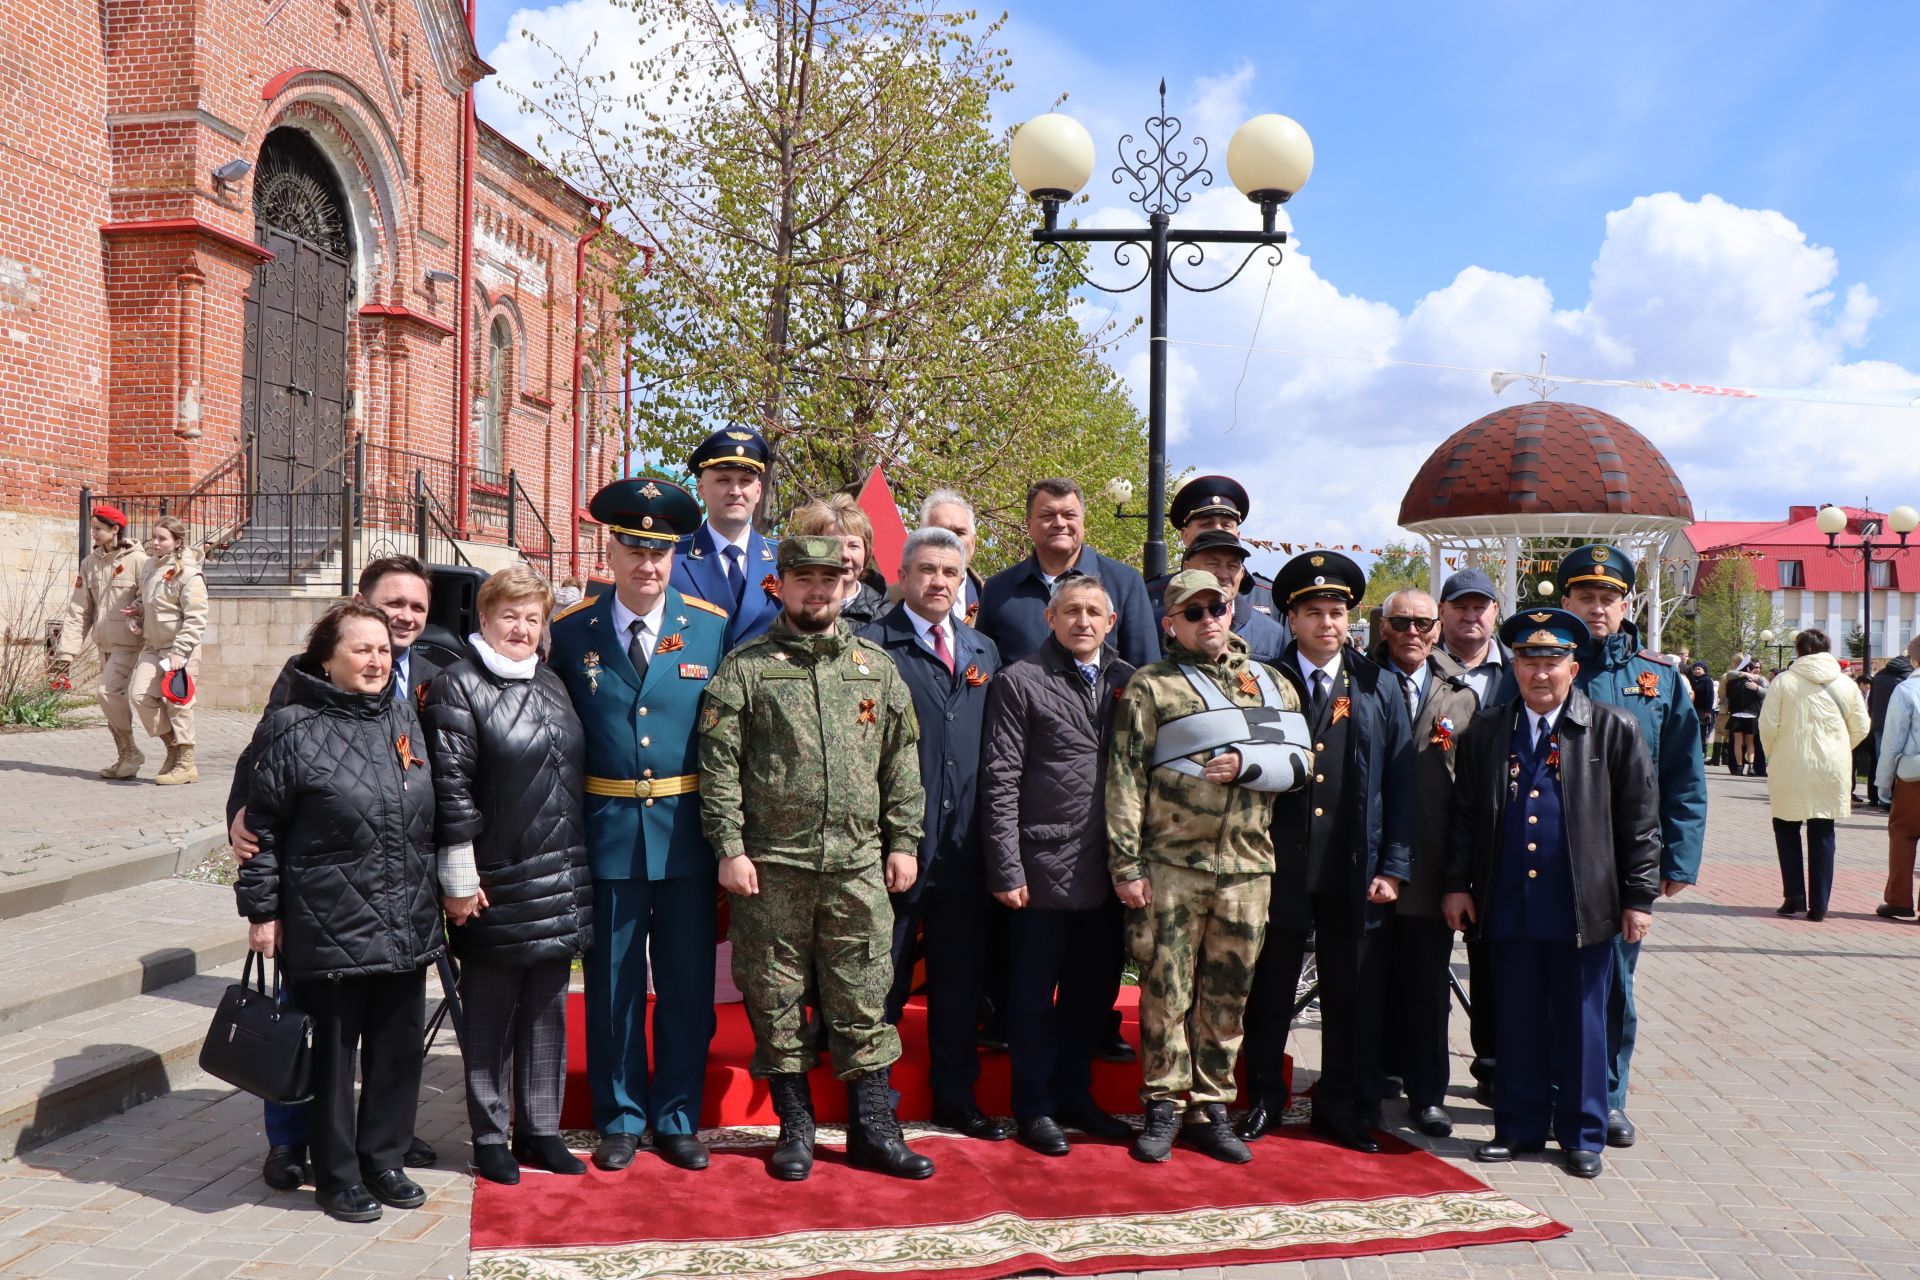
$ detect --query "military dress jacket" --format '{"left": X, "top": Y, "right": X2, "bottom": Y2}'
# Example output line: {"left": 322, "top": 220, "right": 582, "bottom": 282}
{"left": 55, "top": 543, "right": 148, "bottom": 658}
{"left": 1106, "top": 633, "right": 1297, "bottom": 883}
{"left": 1572, "top": 622, "right": 1707, "bottom": 886}
{"left": 548, "top": 587, "right": 730, "bottom": 882}
{"left": 670, "top": 522, "right": 781, "bottom": 650}
{"left": 697, "top": 617, "right": 925, "bottom": 871}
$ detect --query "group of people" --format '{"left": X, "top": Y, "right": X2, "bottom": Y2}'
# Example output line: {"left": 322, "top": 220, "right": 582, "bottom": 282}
{"left": 51, "top": 504, "right": 208, "bottom": 785}
{"left": 48, "top": 425, "right": 1733, "bottom": 1221}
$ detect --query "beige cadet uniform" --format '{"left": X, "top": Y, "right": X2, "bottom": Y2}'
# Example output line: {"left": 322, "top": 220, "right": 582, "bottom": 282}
{"left": 55, "top": 543, "right": 148, "bottom": 736}
{"left": 131, "top": 551, "right": 208, "bottom": 750}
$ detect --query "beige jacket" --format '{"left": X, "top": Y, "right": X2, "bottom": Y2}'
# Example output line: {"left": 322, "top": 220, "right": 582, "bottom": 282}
{"left": 1759, "top": 652, "right": 1872, "bottom": 822}
{"left": 138, "top": 550, "right": 209, "bottom": 661}
{"left": 55, "top": 543, "right": 149, "bottom": 658}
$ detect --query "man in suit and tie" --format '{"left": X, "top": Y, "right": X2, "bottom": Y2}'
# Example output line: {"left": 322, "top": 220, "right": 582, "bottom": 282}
{"left": 920, "top": 489, "right": 985, "bottom": 629}
{"left": 859, "top": 527, "right": 1005, "bottom": 1140}
{"left": 549, "top": 478, "right": 732, "bottom": 1172}
{"left": 671, "top": 426, "right": 781, "bottom": 649}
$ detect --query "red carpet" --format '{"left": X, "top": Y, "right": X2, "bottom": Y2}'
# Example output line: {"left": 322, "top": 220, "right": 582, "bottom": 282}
{"left": 463, "top": 993, "right": 1568, "bottom": 1278}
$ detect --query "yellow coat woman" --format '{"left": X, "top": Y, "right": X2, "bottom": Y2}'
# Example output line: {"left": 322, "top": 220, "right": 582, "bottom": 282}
{"left": 132, "top": 517, "right": 209, "bottom": 785}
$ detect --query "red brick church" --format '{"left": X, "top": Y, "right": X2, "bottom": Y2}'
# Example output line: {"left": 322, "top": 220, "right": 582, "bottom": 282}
{"left": 3, "top": 0, "right": 632, "bottom": 659}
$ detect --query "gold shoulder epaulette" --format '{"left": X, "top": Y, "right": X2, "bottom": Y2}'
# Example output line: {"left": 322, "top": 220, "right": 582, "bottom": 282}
{"left": 682, "top": 595, "right": 728, "bottom": 618}
{"left": 553, "top": 595, "right": 598, "bottom": 623}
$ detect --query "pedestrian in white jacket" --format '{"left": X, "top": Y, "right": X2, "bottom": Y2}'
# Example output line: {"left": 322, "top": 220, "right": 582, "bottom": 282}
{"left": 1759, "top": 630, "right": 1871, "bottom": 921}
{"left": 1872, "top": 635, "right": 1920, "bottom": 920}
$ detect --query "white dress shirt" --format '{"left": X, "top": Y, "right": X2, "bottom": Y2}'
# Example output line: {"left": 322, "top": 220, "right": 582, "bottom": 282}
{"left": 1525, "top": 703, "right": 1563, "bottom": 748}
{"left": 611, "top": 592, "right": 668, "bottom": 663}
{"left": 906, "top": 606, "right": 952, "bottom": 660}
{"left": 1296, "top": 650, "right": 1343, "bottom": 698}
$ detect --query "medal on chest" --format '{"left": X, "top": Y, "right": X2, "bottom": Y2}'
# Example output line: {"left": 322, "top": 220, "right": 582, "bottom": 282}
{"left": 582, "top": 651, "right": 603, "bottom": 695}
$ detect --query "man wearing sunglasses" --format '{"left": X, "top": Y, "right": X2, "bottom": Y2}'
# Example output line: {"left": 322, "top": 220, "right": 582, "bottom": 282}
{"left": 1239, "top": 550, "right": 1414, "bottom": 1152}
{"left": 1372, "top": 588, "right": 1480, "bottom": 1138}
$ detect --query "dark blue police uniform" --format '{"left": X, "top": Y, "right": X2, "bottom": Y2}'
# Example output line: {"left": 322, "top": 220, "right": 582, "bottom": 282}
{"left": 669, "top": 427, "right": 782, "bottom": 650}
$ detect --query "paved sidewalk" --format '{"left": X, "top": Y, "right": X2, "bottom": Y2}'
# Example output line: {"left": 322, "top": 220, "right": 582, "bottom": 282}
{"left": 0, "top": 711, "right": 257, "bottom": 877}
{"left": 2, "top": 768, "right": 1918, "bottom": 1278}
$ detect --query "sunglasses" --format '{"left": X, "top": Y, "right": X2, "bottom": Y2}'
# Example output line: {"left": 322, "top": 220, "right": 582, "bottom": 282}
{"left": 1386, "top": 616, "right": 1437, "bottom": 634}
{"left": 1175, "top": 600, "right": 1231, "bottom": 622}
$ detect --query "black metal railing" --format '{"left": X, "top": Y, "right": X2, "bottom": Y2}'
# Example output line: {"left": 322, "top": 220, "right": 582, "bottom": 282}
{"left": 506, "top": 470, "right": 555, "bottom": 580}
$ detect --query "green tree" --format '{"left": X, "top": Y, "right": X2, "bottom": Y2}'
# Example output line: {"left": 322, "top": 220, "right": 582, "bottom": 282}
{"left": 1692, "top": 555, "right": 1774, "bottom": 676}
{"left": 519, "top": 0, "right": 1145, "bottom": 564}
{"left": 1363, "top": 542, "right": 1429, "bottom": 607}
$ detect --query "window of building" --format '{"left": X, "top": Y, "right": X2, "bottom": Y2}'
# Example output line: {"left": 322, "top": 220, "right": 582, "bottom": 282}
{"left": 1871, "top": 559, "right": 1893, "bottom": 590}
{"left": 480, "top": 318, "right": 511, "bottom": 483}
{"left": 1778, "top": 560, "right": 1804, "bottom": 588}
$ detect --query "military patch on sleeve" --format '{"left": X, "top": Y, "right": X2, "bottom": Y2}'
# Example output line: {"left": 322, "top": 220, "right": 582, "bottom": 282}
{"left": 699, "top": 706, "right": 721, "bottom": 733}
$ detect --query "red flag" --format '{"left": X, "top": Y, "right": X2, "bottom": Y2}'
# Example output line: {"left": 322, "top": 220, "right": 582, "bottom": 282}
{"left": 856, "top": 466, "right": 910, "bottom": 586}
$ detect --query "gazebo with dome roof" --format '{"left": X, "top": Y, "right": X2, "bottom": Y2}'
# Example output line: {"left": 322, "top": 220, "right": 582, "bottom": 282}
{"left": 1397, "top": 401, "right": 1695, "bottom": 649}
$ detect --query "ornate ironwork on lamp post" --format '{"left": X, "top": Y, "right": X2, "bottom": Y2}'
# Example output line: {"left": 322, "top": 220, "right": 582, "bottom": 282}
{"left": 1012, "top": 82, "right": 1315, "bottom": 579}
{"left": 1817, "top": 502, "right": 1919, "bottom": 673}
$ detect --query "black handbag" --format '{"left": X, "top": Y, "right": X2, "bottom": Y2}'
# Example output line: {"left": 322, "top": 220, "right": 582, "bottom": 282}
{"left": 198, "top": 950, "right": 314, "bottom": 1104}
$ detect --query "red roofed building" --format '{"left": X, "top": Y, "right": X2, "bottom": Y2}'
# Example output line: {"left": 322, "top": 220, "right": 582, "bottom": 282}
{"left": 1683, "top": 506, "right": 1920, "bottom": 662}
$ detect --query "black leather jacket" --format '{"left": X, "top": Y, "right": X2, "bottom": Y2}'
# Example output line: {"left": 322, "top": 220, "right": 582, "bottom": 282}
{"left": 235, "top": 662, "right": 444, "bottom": 979}
{"left": 1444, "top": 688, "right": 1661, "bottom": 948}
{"left": 422, "top": 654, "right": 591, "bottom": 966}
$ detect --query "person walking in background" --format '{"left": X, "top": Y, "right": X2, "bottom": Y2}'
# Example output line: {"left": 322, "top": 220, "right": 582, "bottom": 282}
{"left": 1688, "top": 660, "right": 1717, "bottom": 759}
{"left": 48, "top": 504, "right": 148, "bottom": 778}
{"left": 979, "top": 573, "right": 1138, "bottom": 1156}
{"left": 423, "top": 566, "right": 591, "bottom": 1185}
{"left": 237, "top": 602, "right": 443, "bottom": 1224}
{"left": 1760, "top": 629, "right": 1870, "bottom": 921}
{"left": 1869, "top": 646, "right": 1914, "bottom": 811}
{"left": 1874, "top": 636, "right": 1920, "bottom": 920}
{"left": 1725, "top": 657, "right": 1766, "bottom": 775}
{"left": 788, "top": 494, "right": 888, "bottom": 628}
{"left": 129, "top": 516, "right": 207, "bottom": 785}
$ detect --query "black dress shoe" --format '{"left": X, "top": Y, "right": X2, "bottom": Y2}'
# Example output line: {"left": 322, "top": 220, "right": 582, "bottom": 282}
{"left": 1310, "top": 1114, "right": 1380, "bottom": 1154}
{"left": 1605, "top": 1109, "right": 1637, "bottom": 1147}
{"left": 593, "top": 1133, "right": 641, "bottom": 1171}
{"left": 365, "top": 1168, "right": 426, "bottom": 1209}
{"left": 1056, "top": 1101, "right": 1133, "bottom": 1141}
{"left": 1776, "top": 900, "right": 1806, "bottom": 917}
{"left": 513, "top": 1135, "right": 587, "bottom": 1175}
{"left": 1877, "top": 903, "right": 1917, "bottom": 919}
{"left": 1380, "top": 1075, "right": 1405, "bottom": 1100}
{"left": 404, "top": 1135, "right": 437, "bottom": 1168}
{"left": 653, "top": 1133, "right": 711, "bottom": 1170}
{"left": 931, "top": 1102, "right": 1007, "bottom": 1141}
{"left": 262, "top": 1145, "right": 306, "bottom": 1192}
{"left": 1234, "top": 1098, "right": 1282, "bottom": 1142}
{"left": 1806, "top": 908, "right": 1827, "bottom": 922}
{"left": 473, "top": 1145, "right": 520, "bottom": 1185}
{"left": 1095, "top": 1032, "right": 1136, "bottom": 1064}
{"left": 317, "top": 1183, "right": 382, "bottom": 1223}
{"left": 1412, "top": 1105, "right": 1453, "bottom": 1138}
{"left": 1472, "top": 1077, "right": 1495, "bottom": 1106}
{"left": 1016, "top": 1116, "right": 1070, "bottom": 1157}
{"left": 1474, "top": 1140, "right": 1515, "bottom": 1163}
{"left": 1565, "top": 1148, "right": 1604, "bottom": 1178}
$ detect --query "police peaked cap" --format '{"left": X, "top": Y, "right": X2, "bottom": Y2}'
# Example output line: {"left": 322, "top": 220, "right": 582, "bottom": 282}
{"left": 688, "top": 426, "right": 771, "bottom": 475}
{"left": 589, "top": 477, "right": 702, "bottom": 546}
{"left": 1555, "top": 543, "right": 1635, "bottom": 595}
{"left": 1170, "top": 475, "right": 1251, "bottom": 528}
{"left": 1273, "top": 549, "right": 1366, "bottom": 608}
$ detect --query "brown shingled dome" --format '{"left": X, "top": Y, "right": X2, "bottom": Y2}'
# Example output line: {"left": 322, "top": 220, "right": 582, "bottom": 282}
{"left": 1397, "top": 401, "right": 1693, "bottom": 528}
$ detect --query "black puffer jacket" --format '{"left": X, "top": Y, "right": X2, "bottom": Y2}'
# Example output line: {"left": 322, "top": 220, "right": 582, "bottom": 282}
{"left": 979, "top": 637, "right": 1136, "bottom": 909}
{"left": 236, "top": 663, "right": 443, "bottom": 980}
{"left": 422, "top": 653, "right": 590, "bottom": 965}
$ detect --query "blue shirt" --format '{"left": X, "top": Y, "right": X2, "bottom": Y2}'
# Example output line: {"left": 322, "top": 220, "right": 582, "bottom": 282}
{"left": 1877, "top": 672, "right": 1920, "bottom": 799}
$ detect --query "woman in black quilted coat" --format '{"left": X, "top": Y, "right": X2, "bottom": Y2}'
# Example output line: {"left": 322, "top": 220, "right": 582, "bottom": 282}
{"left": 236, "top": 601, "right": 442, "bottom": 1224}
{"left": 422, "top": 565, "right": 589, "bottom": 1185}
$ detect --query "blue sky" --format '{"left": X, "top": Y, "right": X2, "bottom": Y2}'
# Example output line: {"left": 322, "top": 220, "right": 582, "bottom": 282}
{"left": 479, "top": 0, "right": 1920, "bottom": 540}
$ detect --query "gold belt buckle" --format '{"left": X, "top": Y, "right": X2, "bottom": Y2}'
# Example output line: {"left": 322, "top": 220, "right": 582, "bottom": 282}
{"left": 631, "top": 778, "right": 654, "bottom": 798}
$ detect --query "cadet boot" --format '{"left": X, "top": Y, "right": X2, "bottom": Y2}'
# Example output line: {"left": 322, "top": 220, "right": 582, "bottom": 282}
{"left": 99, "top": 728, "right": 144, "bottom": 779}
{"left": 845, "top": 1072, "right": 933, "bottom": 1179}
{"left": 1131, "top": 1101, "right": 1179, "bottom": 1163}
{"left": 153, "top": 738, "right": 180, "bottom": 779}
{"left": 767, "top": 1073, "right": 816, "bottom": 1181}
{"left": 154, "top": 745, "right": 197, "bottom": 786}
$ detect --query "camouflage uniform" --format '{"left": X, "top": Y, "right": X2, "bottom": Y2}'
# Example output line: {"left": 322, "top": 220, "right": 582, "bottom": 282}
{"left": 1107, "top": 631, "right": 1301, "bottom": 1112}
{"left": 698, "top": 615, "right": 925, "bottom": 1080}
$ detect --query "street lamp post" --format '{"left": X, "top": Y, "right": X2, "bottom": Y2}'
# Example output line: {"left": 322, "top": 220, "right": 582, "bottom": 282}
{"left": 1817, "top": 502, "right": 1919, "bottom": 674}
{"left": 1758, "top": 628, "right": 1797, "bottom": 672}
{"left": 1011, "top": 83, "right": 1314, "bottom": 579}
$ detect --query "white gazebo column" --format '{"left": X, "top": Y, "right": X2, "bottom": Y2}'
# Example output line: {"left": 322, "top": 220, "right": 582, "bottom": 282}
{"left": 1428, "top": 537, "right": 1444, "bottom": 600}
{"left": 1501, "top": 535, "right": 1520, "bottom": 615}
{"left": 1647, "top": 575, "right": 1664, "bottom": 652}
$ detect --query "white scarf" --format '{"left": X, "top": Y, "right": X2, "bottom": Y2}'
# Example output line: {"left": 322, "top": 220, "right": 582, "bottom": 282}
{"left": 469, "top": 631, "right": 538, "bottom": 680}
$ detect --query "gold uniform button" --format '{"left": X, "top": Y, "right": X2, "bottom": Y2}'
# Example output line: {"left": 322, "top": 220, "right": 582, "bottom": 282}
{"left": 1529, "top": 789, "right": 1540, "bottom": 799}
{"left": 641, "top": 736, "right": 652, "bottom": 747}
{"left": 1528, "top": 869, "right": 1538, "bottom": 879}
{"left": 639, "top": 706, "right": 649, "bottom": 717}
{"left": 644, "top": 798, "right": 654, "bottom": 807}
{"left": 1528, "top": 815, "right": 1538, "bottom": 825}
{"left": 1316, "top": 742, "right": 1326, "bottom": 752}
{"left": 1313, "top": 807, "right": 1324, "bottom": 817}
{"left": 1314, "top": 773, "right": 1325, "bottom": 784}
{"left": 1527, "top": 842, "right": 1537, "bottom": 852}
{"left": 643, "top": 769, "right": 654, "bottom": 779}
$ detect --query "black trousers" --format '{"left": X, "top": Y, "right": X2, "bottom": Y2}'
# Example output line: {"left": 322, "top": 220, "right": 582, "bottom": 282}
{"left": 1774, "top": 817, "right": 1837, "bottom": 914}
{"left": 1383, "top": 914, "right": 1455, "bottom": 1110}
{"left": 1245, "top": 889, "right": 1386, "bottom": 1130}
{"left": 1465, "top": 929, "right": 1497, "bottom": 1084}
{"left": 1006, "top": 900, "right": 1124, "bottom": 1120}
{"left": 886, "top": 884, "right": 989, "bottom": 1110}
{"left": 292, "top": 966, "right": 427, "bottom": 1194}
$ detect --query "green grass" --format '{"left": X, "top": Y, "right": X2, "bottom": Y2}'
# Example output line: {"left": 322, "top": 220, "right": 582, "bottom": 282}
{"left": 0, "top": 686, "right": 77, "bottom": 729}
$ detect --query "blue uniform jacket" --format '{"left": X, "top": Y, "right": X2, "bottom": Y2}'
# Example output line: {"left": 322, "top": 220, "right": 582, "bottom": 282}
{"left": 1487, "top": 715, "right": 1576, "bottom": 943}
{"left": 548, "top": 586, "right": 729, "bottom": 882}
{"left": 1572, "top": 622, "right": 1707, "bottom": 885}
{"left": 670, "top": 522, "right": 781, "bottom": 650}
{"left": 859, "top": 604, "right": 1001, "bottom": 898}
{"left": 978, "top": 545, "right": 1157, "bottom": 670}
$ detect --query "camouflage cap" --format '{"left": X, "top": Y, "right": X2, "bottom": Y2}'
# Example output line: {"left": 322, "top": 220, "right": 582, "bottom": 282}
{"left": 1163, "top": 569, "right": 1227, "bottom": 611}
{"left": 777, "top": 535, "right": 845, "bottom": 573}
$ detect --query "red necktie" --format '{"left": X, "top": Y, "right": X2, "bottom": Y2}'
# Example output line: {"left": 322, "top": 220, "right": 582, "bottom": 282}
{"left": 931, "top": 622, "right": 954, "bottom": 674}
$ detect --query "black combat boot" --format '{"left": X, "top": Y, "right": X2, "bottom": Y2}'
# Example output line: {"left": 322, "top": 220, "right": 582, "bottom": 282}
{"left": 845, "top": 1072, "right": 934, "bottom": 1179}
{"left": 767, "top": 1073, "right": 816, "bottom": 1181}
{"left": 1131, "top": 1100, "right": 1179, "bottom": 1163}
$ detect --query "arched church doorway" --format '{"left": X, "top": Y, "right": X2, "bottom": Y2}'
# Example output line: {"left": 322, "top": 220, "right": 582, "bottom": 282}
{"left": 242, "top": 127, "right": 353, "bottom": 518}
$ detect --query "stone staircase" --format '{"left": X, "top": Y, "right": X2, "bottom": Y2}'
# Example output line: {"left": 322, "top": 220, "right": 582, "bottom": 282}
{"left": 0, "top": 830, "right": 245, "bottom": 1159}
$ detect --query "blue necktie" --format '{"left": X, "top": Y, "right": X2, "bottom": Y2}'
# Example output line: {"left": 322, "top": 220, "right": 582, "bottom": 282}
{"left": 723, "top": 545, "right": 746, "bottom": 610}
{"left": 1078, "top": 663, "right": 1099, "bottom": 690}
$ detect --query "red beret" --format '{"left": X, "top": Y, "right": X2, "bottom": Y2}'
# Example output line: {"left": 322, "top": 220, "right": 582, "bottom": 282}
{"left": 92, "top": 504, "right": 128, "bottom": 529}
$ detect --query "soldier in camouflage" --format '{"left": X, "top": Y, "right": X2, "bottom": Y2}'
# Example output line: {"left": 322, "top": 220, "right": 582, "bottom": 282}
{"left": 698, "top": 535, "right": 935, "bottom": 1183}
{"left": 1107, "top": 570, "right": 1311, "bottom": 1165}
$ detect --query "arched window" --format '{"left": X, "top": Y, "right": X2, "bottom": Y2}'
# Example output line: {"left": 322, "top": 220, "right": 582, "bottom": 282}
{"left": 575, "top": 364, "right": 598, "bottom": 508}
{"left": 480, "top": 317, "right": 510, "bottom": 481}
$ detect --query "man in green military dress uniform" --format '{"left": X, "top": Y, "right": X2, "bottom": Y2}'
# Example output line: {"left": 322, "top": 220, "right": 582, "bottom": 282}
{"left": 1555, "top": 544, "right": 1706, "bottom": 1150}
{"left": 1107, "top": 570, "right": 1313, "bottom": 1166}
{"left": 698, "top": 536, "right": 935, "bottom": 1182}
{"left": 548, "top": 478, "right": 731, "bottom": 1173}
